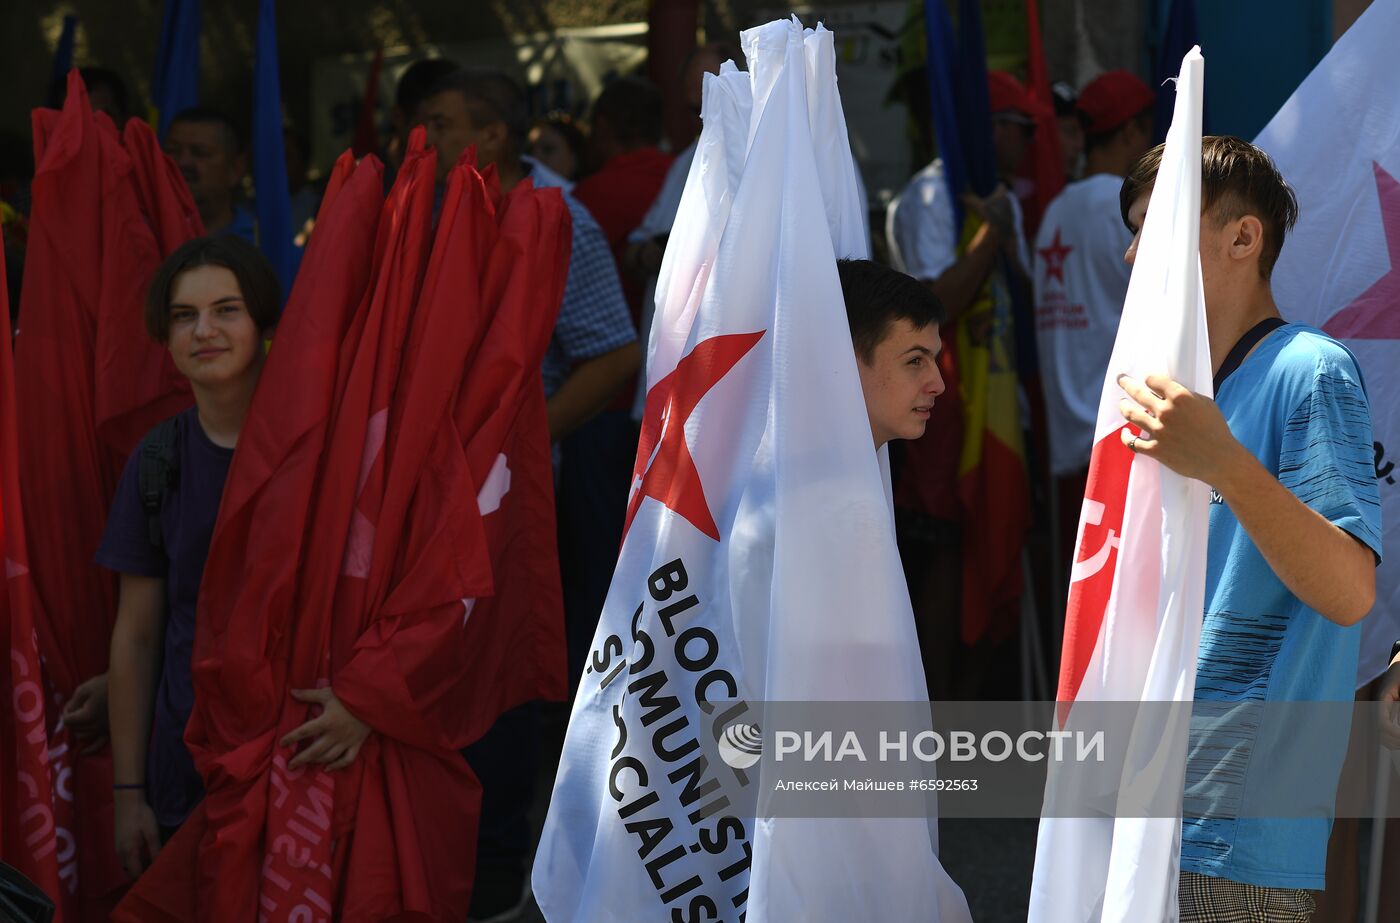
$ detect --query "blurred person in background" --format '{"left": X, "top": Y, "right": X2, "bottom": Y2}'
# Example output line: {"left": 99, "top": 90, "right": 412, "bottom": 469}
{"left": 884, "top": 71, "right": 1041, "bottom": 700}
{"left": 528, "top": 112, "right": 589, "bottom": 187}
{"left": 1052, "top": 80, "right": 1085, "bottom": 181}
{"left": 1032, "top": 70, "right": 1154, "bottom": 591}
{"left": 163, "top": 107, "right": 253, "bottom": 240}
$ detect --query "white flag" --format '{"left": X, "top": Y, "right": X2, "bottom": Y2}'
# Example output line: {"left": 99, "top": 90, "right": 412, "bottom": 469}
{"left": 533, "top": 18, "right": 970, "bottom": 923}
{"left": 1028, "top": 47, "right": 1212, "bottom": 923}
{"left": 1253, "top": 2, "right": 1400, "bottom": 687}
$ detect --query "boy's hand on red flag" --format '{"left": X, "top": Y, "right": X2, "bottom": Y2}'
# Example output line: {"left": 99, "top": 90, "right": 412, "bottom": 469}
{"left": 282, "top": 687, "right": 372, "bottom": 771}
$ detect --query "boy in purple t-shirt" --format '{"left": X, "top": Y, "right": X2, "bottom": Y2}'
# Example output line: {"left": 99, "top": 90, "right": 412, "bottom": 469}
{"left": 96, "top": 236, "right": 302, "bottom": 882}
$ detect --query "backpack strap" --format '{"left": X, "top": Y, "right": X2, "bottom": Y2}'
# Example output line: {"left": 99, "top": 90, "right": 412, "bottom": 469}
{"left": 136, "top": 416, "right": 181, "bottom": 553}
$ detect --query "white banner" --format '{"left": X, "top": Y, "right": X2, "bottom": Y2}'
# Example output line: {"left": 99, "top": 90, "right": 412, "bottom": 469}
{"left": 1253, "top": 0, "right": 1400, "bottom": 687}
{"left": 533, "top": 18, "right": 969, "bottom": 923}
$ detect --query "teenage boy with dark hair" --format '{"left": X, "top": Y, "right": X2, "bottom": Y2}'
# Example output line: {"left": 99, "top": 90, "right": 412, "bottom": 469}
{"left": 1033, "top": 70, "right": 1155, "bottom": 587}
{"left": 837, "top": 258, "right": 948, "bottom": 449}
{"left": 1116, "top": 135, "right": 1381, "bottom": 920}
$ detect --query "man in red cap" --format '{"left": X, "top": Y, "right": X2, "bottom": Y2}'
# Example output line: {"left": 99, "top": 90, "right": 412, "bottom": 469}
{"left": 883, "top": 71, "right": 1043, "bottom": 697}
{"left": 1031, "top": 69, "right": 1154, "bottom": 585}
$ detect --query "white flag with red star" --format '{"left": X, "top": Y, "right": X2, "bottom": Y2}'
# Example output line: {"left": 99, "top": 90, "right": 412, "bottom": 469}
{"left": 1254, "top": 0, "right": 1400, "bottom": 685}
{"left": 533, "top": 18, "right": 970, "bottom": 923}
{"left": 1029, "top": 46, "right": 1212, "bottom": 923}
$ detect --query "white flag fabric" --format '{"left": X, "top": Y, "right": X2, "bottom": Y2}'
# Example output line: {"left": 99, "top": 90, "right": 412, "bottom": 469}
{"left": 533, "top": 18, "right": 970, "bottom": 923}
{"left": 1028, "top": 47, "right": 1212, "bottom": 923}
{"left": 1253, "top": 1, "right": 1400, "bottom": 687}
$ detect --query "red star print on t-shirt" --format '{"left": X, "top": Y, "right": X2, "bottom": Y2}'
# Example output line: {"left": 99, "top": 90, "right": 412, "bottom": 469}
{"left": 1038, "top": 227, "right": 1074, "bottom": 287}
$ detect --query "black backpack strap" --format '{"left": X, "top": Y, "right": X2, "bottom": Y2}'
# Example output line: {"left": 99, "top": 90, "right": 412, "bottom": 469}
{"left": 136, "top": 416, "right": 181, "bottom": 552}
{"left": 1213, "top": 317, "right": 1287, "bottom": 393}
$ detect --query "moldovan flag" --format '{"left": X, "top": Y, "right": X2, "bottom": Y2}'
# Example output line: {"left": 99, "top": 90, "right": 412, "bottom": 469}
{"left": 1029, "top": 48, "right": 1212, "bottom": 923}
{"left": 534, "top": 20, "right": 971, "bottom": 923}
{"left": 1253, "top": 0, "right": 1400, "bottom": 687}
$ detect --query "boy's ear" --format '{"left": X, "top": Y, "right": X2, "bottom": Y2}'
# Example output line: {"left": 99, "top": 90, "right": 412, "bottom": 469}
{"left": 1230, "top": 214, "right": 1265, "bottom": 264}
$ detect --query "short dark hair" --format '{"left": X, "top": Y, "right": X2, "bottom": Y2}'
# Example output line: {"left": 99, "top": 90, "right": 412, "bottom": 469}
{"left": 837, "top": 259, "right": 945, "bottom": 363}
{"left": 1120, "top": 135, "right": 1299, "bottom": 280}
{"left": 395, "top": 57, "right": 461, "bottom": 118}
{"left": 145, "top": 236, "right": 281, "bottom": 342}
{"left": 425, "top": 69, "right": 529, "bottom": 153}
{"left": 167, "top": 106, "right": 243, "bottom": 155}
{"left": 591, "top": 75, "right": 664, "bottom": 146}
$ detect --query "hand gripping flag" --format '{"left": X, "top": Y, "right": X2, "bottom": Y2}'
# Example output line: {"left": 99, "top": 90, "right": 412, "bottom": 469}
{"left": 0, "top": 233, "right": 67, "bottom": 916}
{"left": 534, "top": 20, "right": 971, "bottom": 923}
{"left": 14, "top": 71, "right": 197, "bottom": 920}
{"left": 1029, "top": 48, "right": 1211, "bottom": 923}
{"left": 1253, "top": 1, "right": 1400, "bottom": 687}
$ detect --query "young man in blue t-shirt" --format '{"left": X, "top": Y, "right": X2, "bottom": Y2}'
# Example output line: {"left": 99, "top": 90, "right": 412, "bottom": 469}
{"left": 1116, "top": 136, "right": 1382, "bottom": 920}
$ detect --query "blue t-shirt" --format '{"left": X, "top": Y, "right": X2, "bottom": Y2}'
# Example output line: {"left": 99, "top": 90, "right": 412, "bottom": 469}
{"left": 1181, "top": 324, "right": 1383, "bottom": 890}
{"left": 96, "top": 407, "right": 233, "bottom": 828}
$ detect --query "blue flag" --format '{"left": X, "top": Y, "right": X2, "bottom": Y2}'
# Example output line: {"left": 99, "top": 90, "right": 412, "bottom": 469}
{"left": 952, "top": 0, "right": 994, "bottom": 199}
{"left": 1155, "top": 0, "right": 1201, "bottom": 143}
{"left": 922, "top": 0, "right": 967, "bottom": 233}
{"left": 151, "top": 0, "right": 201, "bottom": 137}
{"left": 253, "top": 0, "right": 297, "bottom": 294}
{"left": 49, "top": 15, "right": 78, "bottom": 106}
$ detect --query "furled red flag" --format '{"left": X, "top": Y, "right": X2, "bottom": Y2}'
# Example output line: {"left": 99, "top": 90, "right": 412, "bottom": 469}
{"left": 116, "top": 132, "right": 562, "bottom": 921}
{"left": 110, "top": 149, "right": 385, "bottom": 923}
{"left": 352, "top": 47, "right": 384, "bottom": 158}
{"left": 0, "top": 233, "right": 67, "bottom": 916}
{"left": 442, "top": 176, "right": 572, "bottom": 737}
{"left": 1029, "top": 47, "right": 1210, "bottom": 922}
{"left": 1018, "top": 0, "right": 1065, "bottom": 237}
{"left": 15, "top": 71, "right": 196, "bottom": 919}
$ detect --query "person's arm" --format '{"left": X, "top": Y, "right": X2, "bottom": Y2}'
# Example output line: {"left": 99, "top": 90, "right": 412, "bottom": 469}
{"left": 1117, "top": 373, "right": 1376, "bottom": 626}
{"left": 107, "top": 573, "right": 166, "bottom": 880}
{"left": 547, "top": 340, "right": 642, "bottom": 441}
{"left": 923, "top": 186, "right": 1017, "bottom": 323}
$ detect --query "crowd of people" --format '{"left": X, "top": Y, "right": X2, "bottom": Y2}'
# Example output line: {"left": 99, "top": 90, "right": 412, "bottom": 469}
{"left": 0, "top": 25, "right": 1397, "bottom": 923}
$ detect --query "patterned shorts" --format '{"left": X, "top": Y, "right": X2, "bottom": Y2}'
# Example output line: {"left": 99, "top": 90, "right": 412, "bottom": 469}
{"left": 1178, "top": 871, "right": 1316, "bottom": 922}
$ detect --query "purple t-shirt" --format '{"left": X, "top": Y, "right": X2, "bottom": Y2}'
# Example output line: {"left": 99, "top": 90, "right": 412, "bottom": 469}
{"left": 96, "top": 407, "right": 232, "bottom": 827}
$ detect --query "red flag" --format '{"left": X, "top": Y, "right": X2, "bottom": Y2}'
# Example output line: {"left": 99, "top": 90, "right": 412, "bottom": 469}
{"left": 446, "top": 180, "right": 571, "bottom": 727}
{"left": 352, "top": 48, "right": 384, "bottom": 158}
{"left": 1019, "top": 0, "right": 1065, "bottom": 236}
{"left": 109, "top": 149, "right": 385, "bottom": 923}
{"left": 0, "top": 233, "right": 70, "bottom": 915}
{"left": 13, "top": 70, "right": 197, "bottom": 919}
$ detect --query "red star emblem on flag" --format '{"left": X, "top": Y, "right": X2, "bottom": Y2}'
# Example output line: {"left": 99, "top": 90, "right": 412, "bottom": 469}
{"left": 1038, "top": 227, "right": 1073, "bottom": 286}
{"left": 1324, "top": 161, "right": 1400, "bottom": 341}
{"left": 623, "top": 331, "right": 765, "bottom": 542}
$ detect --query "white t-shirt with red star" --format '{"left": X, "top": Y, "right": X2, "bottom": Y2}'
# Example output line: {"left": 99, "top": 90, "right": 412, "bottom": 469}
{"left": 1033, "top": 173, "right": 1135, "bottom": 476}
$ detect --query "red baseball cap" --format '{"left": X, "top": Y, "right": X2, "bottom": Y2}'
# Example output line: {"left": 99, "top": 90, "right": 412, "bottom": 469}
{"left": 1076, "top": 70, "right": 1155, "bottom": 136}
{"left": 988, "top": 71, "right": 1052, "bottom": 124}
